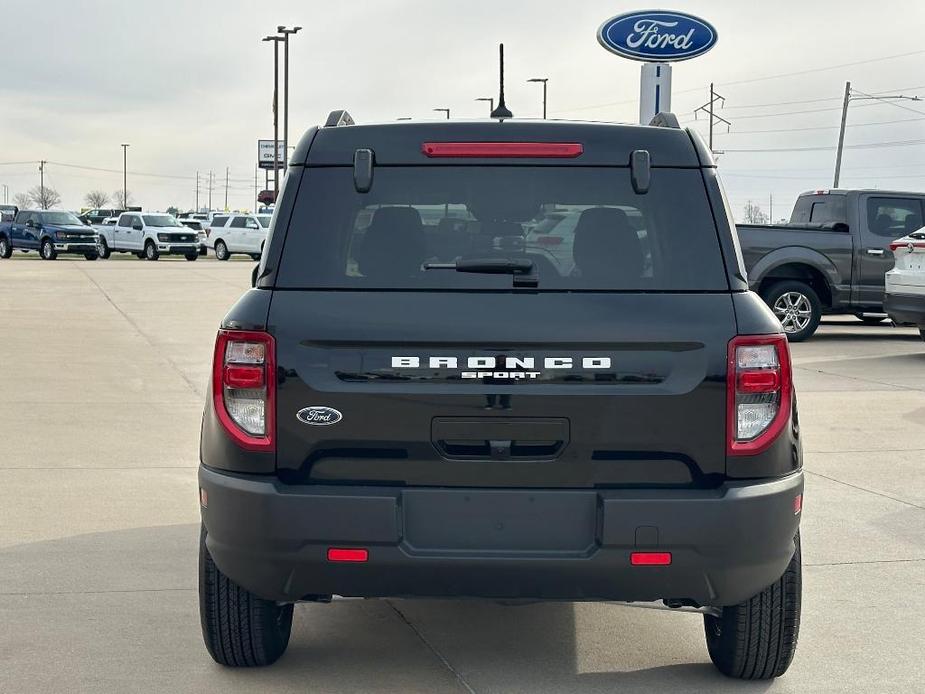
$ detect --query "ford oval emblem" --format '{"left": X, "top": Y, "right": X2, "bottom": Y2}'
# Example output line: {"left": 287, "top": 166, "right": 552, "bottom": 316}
{"left": 597, "top": 10, "right": 718, "bottom": 62}
{"left": 296, "top": 406, "right": 343, "bottom": 426}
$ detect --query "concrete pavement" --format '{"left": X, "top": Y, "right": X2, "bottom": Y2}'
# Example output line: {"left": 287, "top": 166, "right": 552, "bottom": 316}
{"left": 1, "top": 256, "right": 923, "bottom": 693}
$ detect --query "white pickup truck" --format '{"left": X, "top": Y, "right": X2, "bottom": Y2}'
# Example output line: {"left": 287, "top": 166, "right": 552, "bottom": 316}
{"left": 95, "top": 212, "right": 200, "bottom": 261}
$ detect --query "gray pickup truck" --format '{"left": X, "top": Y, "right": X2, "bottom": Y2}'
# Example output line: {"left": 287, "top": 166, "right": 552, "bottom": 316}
{"left": 738, "top": 189, "right": 925, "bottom": 340}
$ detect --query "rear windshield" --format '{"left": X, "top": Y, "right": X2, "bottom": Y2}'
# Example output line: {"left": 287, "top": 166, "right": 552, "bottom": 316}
{"left": 790, "top": 194, "right": 847, "bottom": 224}
{"left": 276, "top": 167, "right": 728, "bottom": 291}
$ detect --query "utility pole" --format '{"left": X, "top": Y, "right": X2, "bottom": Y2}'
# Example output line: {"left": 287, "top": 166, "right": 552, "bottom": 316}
{"left": 39, "top": 160, "right": 46, "bottom": 206}
{"left": 195, "top": 171, "right": 200, "bottom": 211}
{"left": 475, "top": 97, "right": 494, "bottom": 115}
{"left": 254, "top": 164, "right": 258, "bottom": 213}
{"left": 262, "top": 35, "right": 283, "bottom": 199}
{"left": 527, "top": 78, "right": 548, "bottom": 118}
{"left": 834, "top": 82, "right": 851, "bottom": 188}
{"left": 694, "top": 83, "right": 731, "bottom": 153}
{"left": 277, "top": 26, "right": 302, "bottom": 172}
{"left": 208, "top": 170, "right": 213, "bottom": 210}
{"left": 120, "top": 144, "right": 129, "bottom": 208}
{"left": 1, "top": 184, "right": 7, "bottom": 204}
{"left": 224, "top": 167, "right": 229, "bottom": 211}
{"left": 433, "top": 108, "right": 450, "bottom": 119}
{"left": 769, "top": 193, "right": 774, "bottom": 223}
{"left": 833, "top": 83, "right": 921, "bottom": 187}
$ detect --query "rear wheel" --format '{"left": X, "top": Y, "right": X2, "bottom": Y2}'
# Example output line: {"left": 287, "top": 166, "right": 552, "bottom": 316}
{"left": 41, "top": 239, "right": 57, "bottom": 260}
{"left": 199, "top": 525, "right": 293, "bottom": 667}
{"left": 97, "top": 238, "right": 111, "bottom": 259}
{"left": 215, "top": 240, "right": 229, "bottom": 261}
{"left": 144, "top": 240, "right": 159, "bottom": 261}
{"left": 185, "top": 252, "right": 199, "bottom": 261}
{"left": 0, "top": 236, "right": 11, "bottom": 259}
{"left": 762, "top": 281, "right": 821, "bottom": 342}
{"left": 704, "top": 533, "right": 801, "bottom": 680}
{"left": 920, "top": 328, "right": 925, "bottom": 342}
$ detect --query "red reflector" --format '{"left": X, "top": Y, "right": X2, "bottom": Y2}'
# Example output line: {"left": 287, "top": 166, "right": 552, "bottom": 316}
{"left": 224, "top": 365, "right": 265, "bottom": 389}
{"left": 737, "top": 369, "right": 780, "bottom": 393}
{"left": 327, "top": 548, "right": 369, "bottom": 563}
{"left": 631, "top": 552, "right": 672, "bottom": 566}
{"left": 421, "top": 142, "right": 583, "bottom": 158}
{"left": 794, "top": 494, "right": 803, "bottom": 515}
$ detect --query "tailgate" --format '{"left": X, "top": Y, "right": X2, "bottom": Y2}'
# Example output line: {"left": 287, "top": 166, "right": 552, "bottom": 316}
{"left": 271, "top": 291, "right": 735, "bottom": 488}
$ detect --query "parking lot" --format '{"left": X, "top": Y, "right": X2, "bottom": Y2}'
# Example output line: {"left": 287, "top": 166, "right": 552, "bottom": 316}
{"left": 1, "top": 256, "right": 923, "bottom": 693}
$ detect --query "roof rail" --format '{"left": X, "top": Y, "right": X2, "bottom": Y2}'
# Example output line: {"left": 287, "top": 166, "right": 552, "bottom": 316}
{"left": 649, "top": 112, "right": 681, "bottom": 129}
{"left": 325, "top": 110, "right": 355, "bottom": 127}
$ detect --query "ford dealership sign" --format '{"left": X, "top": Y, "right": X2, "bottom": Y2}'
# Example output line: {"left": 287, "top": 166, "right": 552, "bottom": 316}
{"left": 597, "top": 10, "right": 717, "bottom": 62}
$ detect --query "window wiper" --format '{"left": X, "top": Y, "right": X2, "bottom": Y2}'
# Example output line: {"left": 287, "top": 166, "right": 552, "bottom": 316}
{"left": 423, "top": 257, "right": 538, "bottom": 288}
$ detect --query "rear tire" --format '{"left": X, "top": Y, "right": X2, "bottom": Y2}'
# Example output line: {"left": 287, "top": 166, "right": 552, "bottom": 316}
{"left": 199, "top": 525, "right": 293, "bottom": 667}
{"left": 144, "top": 241, "right": 159, "bottom": 261}
{"left": 250, "top": 253, "right": 261, "bottom": 261}
{"left": 41, "top": 239, "right": 57, "bottom": 260}
{"left": 919, "top": 328, "right": 925, "bottom": 342}
{"left": 97, "top": 238, "right": 111, "bottom": 259}
{"left": 762, "top": 281, "right": 822, "bottom": 342}
{"left": 215, "top": 240, "right": 229, "bottom": 261}
{"left": 185, "top": 252, "right": 199, "bottom": 261}
{"left": 0, "top": 236, "right": 11, "bottom": 259}
{"left": 704, "top": 533, "right": 801, "bottom": 680}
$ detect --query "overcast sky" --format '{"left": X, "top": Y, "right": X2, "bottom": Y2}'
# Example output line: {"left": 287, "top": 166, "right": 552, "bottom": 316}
{"left": 3, "top": 0, "right": 925, "bottom": 218}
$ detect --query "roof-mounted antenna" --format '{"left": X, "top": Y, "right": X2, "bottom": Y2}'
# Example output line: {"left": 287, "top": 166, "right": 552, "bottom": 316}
{"left": 489, "top": 43, "right": 513, "bottom": 120}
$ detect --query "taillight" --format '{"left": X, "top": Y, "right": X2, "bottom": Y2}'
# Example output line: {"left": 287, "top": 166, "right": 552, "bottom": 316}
{"left": 212, "top": 329, "right": 275, "bottom": 451}
{"left": 889, "top": 240, "right": 925, "bottom": 251}
{"left": 727, "top": 334, "right": 792, "bottom": 455}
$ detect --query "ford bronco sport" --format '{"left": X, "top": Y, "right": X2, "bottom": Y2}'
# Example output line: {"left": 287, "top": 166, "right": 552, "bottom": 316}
{"left": 198, "top": 110, "right": 803, "bottom": 679}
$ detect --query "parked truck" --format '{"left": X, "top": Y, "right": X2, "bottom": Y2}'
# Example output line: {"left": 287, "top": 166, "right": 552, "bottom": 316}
{"left": 0, "top": 209, "right": 99, "bottom": 260}
{"left": 738, "top": 189, "right": 925, "bottom": 340}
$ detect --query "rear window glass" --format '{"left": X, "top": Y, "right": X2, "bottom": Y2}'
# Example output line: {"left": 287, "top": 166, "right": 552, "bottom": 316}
{"left": 790, "top": 194, "right": 847, "bottom": 224}
{"left": 277, "top": 167, "right": 728, "bottom": 291}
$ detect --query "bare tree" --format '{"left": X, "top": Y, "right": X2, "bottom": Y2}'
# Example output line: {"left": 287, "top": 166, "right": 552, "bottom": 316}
{"left": 28, "top": 185, "right": 62, "bottom": 210}
{"left": 112, "top": 189, "right": 134, "bottom": 208}
{"left": 13, "top": 192, "right": 32, "bottom": 209}
{"left": 742, "top": 200, "right": 769, "bottom": 224}
{"left": 85, "top": 190, "right": 110, "bottom": 208}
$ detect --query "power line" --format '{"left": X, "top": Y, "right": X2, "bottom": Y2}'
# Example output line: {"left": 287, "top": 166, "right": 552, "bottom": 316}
{"left": 849, "top": 87, "right": 925, "bottom": 116}
{"left": 724, "top": 137, "right": 925, "bottom": 153}
{"left": 709, "top": 115, "right": 925, "bottom": 135}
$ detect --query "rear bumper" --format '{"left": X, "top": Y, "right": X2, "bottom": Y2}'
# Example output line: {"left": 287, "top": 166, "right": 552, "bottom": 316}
{"left": 884, "top": 292, "right": 925, "bottom": 326}
{"left": 199, "top": 466, "right": 803, "bottom": 607}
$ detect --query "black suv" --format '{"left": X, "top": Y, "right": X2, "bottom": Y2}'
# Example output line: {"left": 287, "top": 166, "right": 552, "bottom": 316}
{"left": 198, "top": 111, "right": 804, "bottom": 679}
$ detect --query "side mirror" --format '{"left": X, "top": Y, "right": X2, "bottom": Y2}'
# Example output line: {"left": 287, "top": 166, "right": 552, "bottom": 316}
{"left": 25, "top": 220, "right": 35, "bottom": 228}
{"left": 133, "top": 223, "right": 143, "bottom": 231}
{"left": 251, "top": 263, "right": 260, "bottom": 288}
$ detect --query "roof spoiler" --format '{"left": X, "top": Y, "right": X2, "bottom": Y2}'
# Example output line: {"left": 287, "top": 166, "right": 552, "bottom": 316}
{"left": 649, "top": 112, "right": 681, "bottom": 129}
{"left": 324, "top": 110, "right": 355, "bottom": 127}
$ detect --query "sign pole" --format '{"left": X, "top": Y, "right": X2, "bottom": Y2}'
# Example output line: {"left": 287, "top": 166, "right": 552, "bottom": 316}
{"left": 639, "top": 62, "right": 671, "bottom": 124}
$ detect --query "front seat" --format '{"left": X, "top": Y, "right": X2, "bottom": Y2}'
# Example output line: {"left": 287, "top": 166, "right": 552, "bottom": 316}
{"left": 872, "top": 213, "right": 894, "bottom": 237}
{"left": 356, "top": 207, "right": 426, "bottom": 282}
{"left": 572, "top": 207, "right": 644, "bottom": 284}
{"left": 903, "top": 213, "right": 922, "bottom": 235}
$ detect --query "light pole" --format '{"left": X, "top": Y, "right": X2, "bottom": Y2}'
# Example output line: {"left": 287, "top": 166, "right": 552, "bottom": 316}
{"left": 1, "top": 184, "right": 8, "bottom": 204}
{"left": 262, "top": 35, "right": 283, "bottom": 199}
{"left": 527, "top": 78, "right": 548, "bottom": 118}
{"left": 433, "top": 108, "right": 450, "bottom": 120}
{"left": 120, "top": 144, "right": 129, "bottom": 208}
{"left": 475, "top": 97, "right": 494, "bottom": 115}
{"left": 277, "top": 26, "right": 301, "bottom": 172}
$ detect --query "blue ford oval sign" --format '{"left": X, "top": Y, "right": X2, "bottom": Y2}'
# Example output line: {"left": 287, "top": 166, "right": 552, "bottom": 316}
{"left": 297, "top": 406, "right": 343, "bottom": 426}
{"left": 597, "top": 10, "right": 717, "bottom": 62}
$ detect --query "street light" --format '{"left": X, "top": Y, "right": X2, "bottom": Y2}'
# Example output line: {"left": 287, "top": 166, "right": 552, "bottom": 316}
{"left": 433, "top": 108, "right": 450, "bottom": 120}
{"left": 120, "top": 143, "right": 130, "bottom": 208}
{"left": 475, "top": 97, "right": 494, "bottom": 115}
{"left": 277, "top": 26, "right": 302, "bottom": 172}
{"left": 262, "top": 35, "right": 284, "bottom": 198}
{"left": 527, "top": 78, "right": 548, "bottom": 119}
